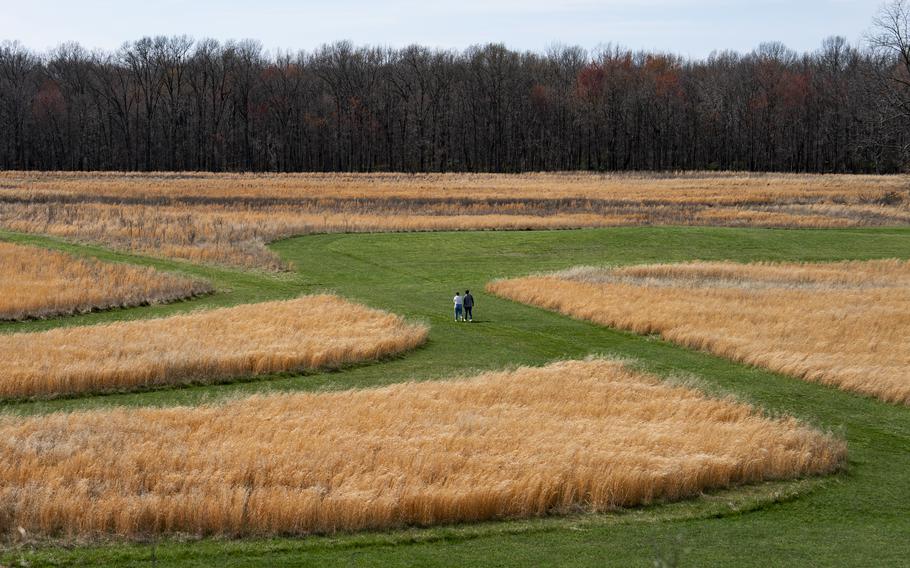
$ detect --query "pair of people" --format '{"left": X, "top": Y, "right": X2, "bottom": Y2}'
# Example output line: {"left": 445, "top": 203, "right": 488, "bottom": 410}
{"left": 453, "top": 290, "right": 474, "bottom": 322}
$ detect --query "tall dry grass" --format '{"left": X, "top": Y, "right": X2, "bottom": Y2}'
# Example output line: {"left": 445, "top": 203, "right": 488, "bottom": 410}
{"left": 488, "top": 260, "right": 910, "bottom": 405}
{"left": 0, "top": 171, "right": 906, "bottom": 269}
{"left": 0, "top": 295, "right": 428, "bottom": 399}
{"left": 2, "top": 170, "right": 906, "bottom": 201}
{"left": 0, "top": 241, "right": 212, "bottom": 320}
{"left": 0, "top": 358, "right": 845, "bottom": 540}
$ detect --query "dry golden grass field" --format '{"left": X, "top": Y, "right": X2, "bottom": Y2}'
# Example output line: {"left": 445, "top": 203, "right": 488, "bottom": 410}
{"left": 0, "top": 359, "right": 844, "bottom": 540}
{"left": 488, "top": 260, "right": 910, "bottom": 405}
{"left": 1, "top": 171, "right": 907, "bottom": 269}
{"left": 0, "top": 295, "right": 428, "bottom": 400}
{"left": 0, "top": 241, "right": 212, "bottom": 321}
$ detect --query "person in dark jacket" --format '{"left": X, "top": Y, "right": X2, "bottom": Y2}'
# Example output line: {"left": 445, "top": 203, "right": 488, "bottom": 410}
{"left": 463, "top": 290, "right": 474, "bottom": 322}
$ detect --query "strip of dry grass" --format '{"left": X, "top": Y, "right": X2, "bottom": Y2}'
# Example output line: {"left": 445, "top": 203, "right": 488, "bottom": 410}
{"left": 0, "top": 358, "right": 844, "bottom": 540}
{"left": 488, "top": 260, "right": 910, "bottom": 405}
{"left": 0, "top": 172, "right": 906, "bottom": 269}
{"left": 0, "top": 295, "right": 428, "bottom": 400}
{"left": 2, "top": 170, "right": 906, "bottom": 201}
{"left": 0, "top": 241, "right": 212, "bottom": 321}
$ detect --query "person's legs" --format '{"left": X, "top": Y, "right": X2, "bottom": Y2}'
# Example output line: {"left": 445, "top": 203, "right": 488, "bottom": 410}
{"left": 455, "top": 306, "right": 462, "bottom": 321}
{"left": 465, "top": 306, "right": 472, "bottom": 321}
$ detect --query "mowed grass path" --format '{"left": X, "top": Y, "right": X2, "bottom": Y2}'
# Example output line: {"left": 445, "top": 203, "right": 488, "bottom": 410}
{"left": 1, "top": 226, "right": 909, "bottom": 567}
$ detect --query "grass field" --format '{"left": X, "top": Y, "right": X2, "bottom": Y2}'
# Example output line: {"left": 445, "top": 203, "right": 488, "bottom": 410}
{"left": 488, "top": 260, "right": 910, "bottom": 404}
{"left": 0, "top": 359, "right": 842, "bottom": 540}
{"left": 0, "top": 241, "right": 211, "bottom": 321}
{"left": 0, "top": 225, "right": 908, "bottom": 566}
{"left": 1, "top": 171, "right": 907, "bottom": 268}
{"left": 0, "top": 295, "right": 426, "bottom": 400}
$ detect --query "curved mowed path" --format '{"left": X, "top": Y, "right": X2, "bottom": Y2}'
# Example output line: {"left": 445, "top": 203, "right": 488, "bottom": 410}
{"left": 1, "top": 226, "right": 908, "bottom": 567}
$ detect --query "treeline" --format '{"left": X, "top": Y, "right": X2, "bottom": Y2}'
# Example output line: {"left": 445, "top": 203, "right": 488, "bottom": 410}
{"left": 0, "top": 34, "right": 908, "bottom": 173}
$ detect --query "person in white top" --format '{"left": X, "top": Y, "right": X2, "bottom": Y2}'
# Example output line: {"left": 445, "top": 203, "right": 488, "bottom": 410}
{"left": 453, "top": 292, "right": 464, "bottom": 321}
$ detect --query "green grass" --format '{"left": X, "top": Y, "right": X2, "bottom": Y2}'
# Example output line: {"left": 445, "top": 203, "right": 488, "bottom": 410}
{"left": 1, "top": 226, "right": 909, "bottom": 567}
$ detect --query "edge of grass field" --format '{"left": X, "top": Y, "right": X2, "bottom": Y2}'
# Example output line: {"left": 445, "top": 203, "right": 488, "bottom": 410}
{"left": 0, "top": 475, "right": 837, "bottom": 564}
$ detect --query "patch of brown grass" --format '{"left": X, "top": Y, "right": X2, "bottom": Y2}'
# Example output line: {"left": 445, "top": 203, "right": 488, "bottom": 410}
{"left": 0, "top": 295, "right": 428, "bottom": 400}
{"left": 0, "top": 241, "right": 212, "bottom": 321}
{"left": 0, "top": 358, "right": 844, "bottom": 540}
{"left": 0, "top": 171, "right": 906, "bottom": 269}
{"left": 488, "top": 260, "right": 910, "bottom": 405}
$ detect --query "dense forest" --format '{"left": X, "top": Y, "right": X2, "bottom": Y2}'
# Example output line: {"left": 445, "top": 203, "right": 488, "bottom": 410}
{"left": 2, "top": 5, "right": 910, "bottom": 173}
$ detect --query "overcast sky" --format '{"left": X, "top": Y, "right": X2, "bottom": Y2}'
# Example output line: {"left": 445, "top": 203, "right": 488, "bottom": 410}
{"left": 0, "top": 0, "right": 887, "bottom": 58}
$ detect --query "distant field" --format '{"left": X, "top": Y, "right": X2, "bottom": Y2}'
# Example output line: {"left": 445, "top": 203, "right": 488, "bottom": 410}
{"left": 489, "top": 260, "right": 910, "bottom": 405}
{"left": 1, "top": 171, "right": 906, "bottom": 269}
{"left": 0, "top": 358, "right": 843, "bottom": 540}
{"left": 0, "top": 295, "right": 427, "bottom": 400}
{"left": 0, "top": 241, "right": 211, "bottom": 321}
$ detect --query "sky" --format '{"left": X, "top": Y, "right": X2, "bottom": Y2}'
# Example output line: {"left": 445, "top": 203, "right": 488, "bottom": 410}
{"left": 0, "top": 0, "right": 889, "bottom": 58}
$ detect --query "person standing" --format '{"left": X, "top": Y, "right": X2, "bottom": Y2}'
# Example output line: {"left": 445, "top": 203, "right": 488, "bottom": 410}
{"left": 463, "top": 289, "right": 474, "bottom": 322}
{"left": 453, "top": 291, "right": 464, "bottom": 321}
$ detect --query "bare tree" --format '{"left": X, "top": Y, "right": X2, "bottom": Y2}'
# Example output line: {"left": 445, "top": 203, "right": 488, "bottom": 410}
{"left": 869, "top": 0, "right": 910, "bottom": 162}
{"left": 0, "top": 41, "right": 40, "bottom": 168}
{"left": 157, "top": 35, "right": 194, "bottom": 169}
